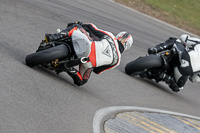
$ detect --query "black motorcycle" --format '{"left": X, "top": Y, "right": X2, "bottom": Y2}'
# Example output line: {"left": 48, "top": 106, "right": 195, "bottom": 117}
{"left": 25, "top": 29, "right": 90, "bottom": 74}
{"left": 125, "top": 41, "right": 185, "bottom": 83}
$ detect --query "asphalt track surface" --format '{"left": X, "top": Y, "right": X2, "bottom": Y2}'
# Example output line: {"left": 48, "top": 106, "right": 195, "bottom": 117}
{"left": 0, "top": 0, "right": 200, "bottom": 133}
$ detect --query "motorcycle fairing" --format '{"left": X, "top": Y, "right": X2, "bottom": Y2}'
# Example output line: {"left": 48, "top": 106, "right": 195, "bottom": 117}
{"left": 72, "top": 29, "right": 92, "bottom": 58}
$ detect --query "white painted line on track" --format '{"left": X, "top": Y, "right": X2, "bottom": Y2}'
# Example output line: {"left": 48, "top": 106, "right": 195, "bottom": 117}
{"left": 93, "top": 106, "right": 200, "bottom": 133}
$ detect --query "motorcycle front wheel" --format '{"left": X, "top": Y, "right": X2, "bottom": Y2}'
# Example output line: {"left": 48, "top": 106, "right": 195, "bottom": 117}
{"left": 25, "top": 44, "right": 69, "bottom": 67}
{"left": 125, "top": 55, "right": 163, "bottom": 75}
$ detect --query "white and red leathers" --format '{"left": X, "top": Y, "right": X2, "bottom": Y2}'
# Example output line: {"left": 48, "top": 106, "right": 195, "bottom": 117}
{"left": 66, "top": 23, "right": 122, "bottom": 86}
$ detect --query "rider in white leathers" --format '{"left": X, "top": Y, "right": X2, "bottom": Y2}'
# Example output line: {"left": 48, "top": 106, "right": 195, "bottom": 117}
{"left": 148, "top": 34, "right": 200, "bottom": 92}
{"left": 46, "top": 21, "right": 133, "bottom": 86}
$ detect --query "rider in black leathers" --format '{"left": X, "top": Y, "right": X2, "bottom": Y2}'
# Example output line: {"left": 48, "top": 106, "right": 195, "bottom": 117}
{"left": 148, "top": 34, "right": 200, "bottom": 92}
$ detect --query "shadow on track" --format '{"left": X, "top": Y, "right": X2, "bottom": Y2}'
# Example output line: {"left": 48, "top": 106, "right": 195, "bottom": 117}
{"left": 26, "top": 64, "right": 76, "bottom": 86}
{"left": 24, "top": 64, "right": 112, "bottom": 104}
{"left": 126, "top": 74, "right": 176, "bottom": 94}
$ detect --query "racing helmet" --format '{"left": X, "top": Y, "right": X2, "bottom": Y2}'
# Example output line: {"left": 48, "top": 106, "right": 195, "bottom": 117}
{"left": 180, "top": 34, "right": 200, "bottom": 47}
{"left": 116, "top": 31, "right": 133, "bottom": 52}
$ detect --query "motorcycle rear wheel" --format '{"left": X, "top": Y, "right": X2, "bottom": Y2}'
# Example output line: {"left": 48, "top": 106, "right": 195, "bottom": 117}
{"left": 125, "top": 55, "right": 163, "bottom": 75}
{"left": 25, "top": 44, "right": 69, "bottom": 67}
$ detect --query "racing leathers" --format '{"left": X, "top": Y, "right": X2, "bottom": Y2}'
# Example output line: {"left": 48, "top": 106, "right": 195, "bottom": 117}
{"left": 148, "top": 36, "right": 200, "bottom": 92}
{"left": 50, "top": 22, "right": 122, "bottom": 86}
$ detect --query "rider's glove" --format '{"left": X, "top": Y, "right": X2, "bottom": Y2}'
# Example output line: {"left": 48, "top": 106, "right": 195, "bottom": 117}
{"left": 148, "top": 47, "right": 157, "bottom": 54}
{"left": 45, "top": 32, "right": 68, "bottom": 42}
{"left": 76, "top": 21, "right": 83, "bottom": 25}
{"left": 67, "top": 21, "right": 83, "bottom": 27}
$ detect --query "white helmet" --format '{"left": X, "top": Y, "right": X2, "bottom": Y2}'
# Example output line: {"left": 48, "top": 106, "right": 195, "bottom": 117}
{"left": 116, "top": 31, "right": 133, "bottom": 52}
{"left": 180, "top": 34, "right": 200, "bottom": 47}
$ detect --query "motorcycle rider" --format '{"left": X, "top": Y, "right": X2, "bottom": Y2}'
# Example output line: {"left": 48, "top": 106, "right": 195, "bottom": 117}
{"left": 148, "top": 34, "right": 200, "bottom": 92}
{"left": 46, "top": 21, "right": 133, "bottom": 86}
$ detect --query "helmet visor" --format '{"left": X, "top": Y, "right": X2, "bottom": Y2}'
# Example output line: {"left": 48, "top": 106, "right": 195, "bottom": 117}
{"left": 118, "top": 33, "right": 132, "bottom": 50}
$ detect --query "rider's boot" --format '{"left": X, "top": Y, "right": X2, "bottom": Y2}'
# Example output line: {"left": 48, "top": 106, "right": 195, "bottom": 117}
{"left": 160, "top": 73, "right": 181, "bottom": 92}
{"left": 66, "top": 67, "right": 84, "bottom": 86}
{"left": 169, "top": 82, "right": 182, "bottom": 92}
{"left": 140, "top": 71, "right": 153, "bottom": 79}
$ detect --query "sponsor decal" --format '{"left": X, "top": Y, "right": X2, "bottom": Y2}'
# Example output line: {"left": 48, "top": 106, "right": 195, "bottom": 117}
{"left": 102, "top": 45, "right": 111, "bottom": 57}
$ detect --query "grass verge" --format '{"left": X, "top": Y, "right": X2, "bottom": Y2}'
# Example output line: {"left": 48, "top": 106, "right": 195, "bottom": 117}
{"left": 114, "top": 0, "right": 200, "bottom": 36}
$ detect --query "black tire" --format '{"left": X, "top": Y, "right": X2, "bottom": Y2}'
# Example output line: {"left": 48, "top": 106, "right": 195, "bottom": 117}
{"left": 25, "top": 44, "right": 69, "bottom": 67}
{"left": 125, "top": 55, "right": 163, "bottom": 75}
